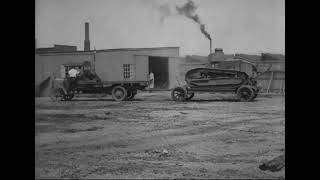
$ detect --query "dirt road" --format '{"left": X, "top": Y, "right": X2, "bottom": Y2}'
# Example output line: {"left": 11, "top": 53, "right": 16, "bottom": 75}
{"left": 35, "top": 92, "right": 285, "bottom": 179}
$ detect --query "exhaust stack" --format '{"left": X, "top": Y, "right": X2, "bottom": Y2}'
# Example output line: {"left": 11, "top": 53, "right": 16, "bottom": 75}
{"left": 208, "top": 48, "right": 224, "bottom": 65}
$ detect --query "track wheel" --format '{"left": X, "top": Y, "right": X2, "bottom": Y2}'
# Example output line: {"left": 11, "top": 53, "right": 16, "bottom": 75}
{"left": 171, "top": 87, "right": 187, "bottom": 101}
{"left": 63, "top": 94, "right": 74, "bottom": 101}
{"left": 252, "top": 92, "right": 258, "bottom": 100}
{"left": 237, "top": 86, "right": 254, "bottom": 102}
{"left": 112, "top": 86, "right": 127, "bottom": 101}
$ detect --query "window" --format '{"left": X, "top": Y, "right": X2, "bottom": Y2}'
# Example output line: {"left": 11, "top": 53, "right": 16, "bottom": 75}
{"left": 123, "top": 64, "right": 134, "bottom": 79}
{"left": 60, "top": 65, "right": 66, "bottom": 78}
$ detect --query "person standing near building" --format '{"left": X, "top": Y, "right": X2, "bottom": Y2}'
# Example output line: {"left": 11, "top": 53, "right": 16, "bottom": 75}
{"left": 149, "top": 71, "right": 154, "bottom": 93}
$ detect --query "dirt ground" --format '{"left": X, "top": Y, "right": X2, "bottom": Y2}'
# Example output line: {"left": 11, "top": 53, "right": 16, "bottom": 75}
{"left": 35, "top": 91, "right": 285, "bottom": 179}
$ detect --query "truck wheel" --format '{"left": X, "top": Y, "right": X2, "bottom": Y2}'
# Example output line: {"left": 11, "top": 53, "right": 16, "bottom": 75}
{"left": 237, "top": 86, "right": 254, "bottom": 102}
{"left": 186, "top": 92, "right": 194, "bottom": 100}
{"left": 171, "top": 87, "right": 187, "bottom": 101}
{"left": 49, "top": 87, "right": 64, "bottom": 102}
{"left": 112, "top": 86, "right": 127, "bottom": 101}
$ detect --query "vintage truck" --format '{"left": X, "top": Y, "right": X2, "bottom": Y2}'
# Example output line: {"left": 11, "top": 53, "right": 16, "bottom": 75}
{"left": 49, "top": 61, "right": 149, "bottom": 101}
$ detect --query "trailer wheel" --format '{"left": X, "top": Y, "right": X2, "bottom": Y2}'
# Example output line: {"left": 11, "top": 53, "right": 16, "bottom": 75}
{"left": 171, "top": 87, "right": 187, "bottom": 101}
{"left": 112, "top": 86, "right": 127, "bottom": 101}
{"left": 126, "top": 90, "right": 136, "bottom": 100}
{"left": 186, "top": 92, "right": 194, "bottom": 100}
{"left": 237, "top": 86, "right": 254, "bottom": 102}
{"left": 253, "top": 88, "right": 260, "bottom": 99}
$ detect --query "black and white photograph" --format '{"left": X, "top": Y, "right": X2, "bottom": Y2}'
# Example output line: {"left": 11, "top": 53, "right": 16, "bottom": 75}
{"left": 35, "top": 0, "right": 285, "bottom": 179}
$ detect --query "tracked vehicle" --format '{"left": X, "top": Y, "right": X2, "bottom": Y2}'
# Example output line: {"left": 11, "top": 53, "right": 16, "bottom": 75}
{"left": 171, "top": 58, "right": 270, "bottom": 102}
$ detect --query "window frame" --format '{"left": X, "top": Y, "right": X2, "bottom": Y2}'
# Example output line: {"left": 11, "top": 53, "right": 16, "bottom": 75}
{"left": 123, "top": 64, "right": 134, "bottom": 80}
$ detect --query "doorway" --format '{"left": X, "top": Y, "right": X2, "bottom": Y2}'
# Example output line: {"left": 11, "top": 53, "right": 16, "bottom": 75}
{"left": 148, "top": 56, "right": 169, "bottom": 89}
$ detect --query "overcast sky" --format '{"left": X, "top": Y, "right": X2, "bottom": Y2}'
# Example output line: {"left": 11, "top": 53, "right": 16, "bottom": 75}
{"left": 35, "top": 0, "right": 285, "bottom": 56}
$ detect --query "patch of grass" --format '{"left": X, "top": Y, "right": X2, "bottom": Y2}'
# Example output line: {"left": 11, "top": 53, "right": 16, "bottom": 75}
{"left": 35, "top": 114, "right": 87, "bottom": 122}
{"left": 35, "top": 124, "right": 57, "bottom": 134}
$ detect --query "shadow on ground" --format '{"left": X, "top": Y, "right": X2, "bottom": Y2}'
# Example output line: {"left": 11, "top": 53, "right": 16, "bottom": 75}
{"left": 70, "top": 98, "right": 144, "bottom": 102}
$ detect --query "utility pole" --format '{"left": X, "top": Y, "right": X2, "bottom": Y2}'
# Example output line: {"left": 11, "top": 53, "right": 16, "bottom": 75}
{"left": 93, "top": 46, "right": 96, "bottom": 71}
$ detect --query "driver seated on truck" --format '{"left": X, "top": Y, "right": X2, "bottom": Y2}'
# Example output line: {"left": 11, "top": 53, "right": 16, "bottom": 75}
{"left": 68, "top": 67, "right": 80, "bottom": 89}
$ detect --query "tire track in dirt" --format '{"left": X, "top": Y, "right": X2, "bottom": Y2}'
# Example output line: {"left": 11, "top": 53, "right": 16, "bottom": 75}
{"left": 36, "top": 113, "right": 283, "bottom": 158}
{"left": 35, "top": 95, "right": 285, "bottom": 179}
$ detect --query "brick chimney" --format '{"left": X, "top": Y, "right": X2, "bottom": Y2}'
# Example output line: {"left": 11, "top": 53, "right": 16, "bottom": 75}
{"left": 84, "top": 22, "right": 90, "bottom": 51}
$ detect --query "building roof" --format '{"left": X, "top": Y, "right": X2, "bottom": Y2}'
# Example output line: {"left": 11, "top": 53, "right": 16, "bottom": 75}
{"left": 234, "top": 54, "right": 261, "bottom": 62}
{"left": 36, "top": 44, "right": 77, "bottom": 53}
{"left": 94, "top": 46, "right": 179, "bottom": 52}
{"left": 36, "top": 46, "right": 180, "bottom": 55}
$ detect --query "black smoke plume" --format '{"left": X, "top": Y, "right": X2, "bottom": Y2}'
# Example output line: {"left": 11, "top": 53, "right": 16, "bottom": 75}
{"left": 141, "top": 0, "right": 172, "bottom": 25}
{"left": 176, "top": 0, "right": 211, "bottom": 40}
{"left": 141, "top": 0, "right": 212, "bottom": 40}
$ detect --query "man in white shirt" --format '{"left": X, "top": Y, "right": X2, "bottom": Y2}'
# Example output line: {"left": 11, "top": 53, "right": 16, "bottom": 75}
{"left": 149, "top": 71, "right": 154, "bottom": 93}
{"left": 68, "top": 67, "right": 80, "bottom": 89}
{"left": 68, "top": 67, "right": 80, "bottom": 78}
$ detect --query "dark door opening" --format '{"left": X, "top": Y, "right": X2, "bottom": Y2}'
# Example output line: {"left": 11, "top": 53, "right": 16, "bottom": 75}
{"left": 148, "top": 56, "right": 169, "bottom": 89}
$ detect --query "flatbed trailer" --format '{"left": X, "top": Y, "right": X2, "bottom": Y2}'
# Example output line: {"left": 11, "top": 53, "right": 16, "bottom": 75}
{"left": 50, "top": 78, "right": 149, "bottom": 101}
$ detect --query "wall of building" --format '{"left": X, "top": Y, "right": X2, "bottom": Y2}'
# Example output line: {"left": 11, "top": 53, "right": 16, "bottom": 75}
{"left": 35, "top": 54, "right": 43, "bottom": 84}
{"left": 94, "top": 52, "right": 149, "bottom": 82}
{"left": 53, "top": 45, "right": 77, "bottom": 52}
{"left": 168, "top": 57, "right": 183, "bottom": 89}
{"left": 35, "top": 47, "right": 179, "bottom": 85}
{"left": 257, "top": 71, "right": 285, "bottom": 93}
{"left": 91, "top": 47, "right": 179, "bottom": 82}
{"left": 168, "top": 57, "right": 205, "bottom": 89}
{"left": 256, "top": 60, "right": 285, "bottom": 93}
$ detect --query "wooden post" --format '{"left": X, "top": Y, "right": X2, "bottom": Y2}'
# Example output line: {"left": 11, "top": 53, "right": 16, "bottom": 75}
{"left": 279, "top": 79, "right": 283, "bottom": 94}
{"left": 267, "top": 71, "right": 274, "bottom": 94}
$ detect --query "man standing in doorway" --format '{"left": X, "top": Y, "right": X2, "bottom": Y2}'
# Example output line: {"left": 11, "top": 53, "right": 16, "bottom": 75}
{"left": 149, "top": 71, "right": 154, "bottom": 93}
